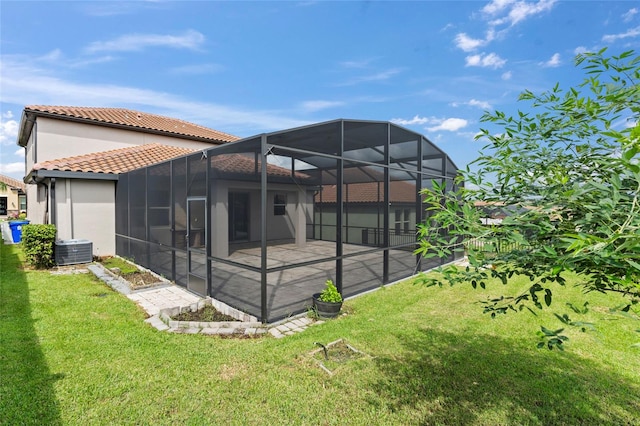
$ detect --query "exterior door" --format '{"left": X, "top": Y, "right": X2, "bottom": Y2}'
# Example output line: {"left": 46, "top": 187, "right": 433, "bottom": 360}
{"left": 187, "top": 198, "right": 207, "bottom": 296}
{"left": 228, "top": 192, "right": 249, "bottom": 242}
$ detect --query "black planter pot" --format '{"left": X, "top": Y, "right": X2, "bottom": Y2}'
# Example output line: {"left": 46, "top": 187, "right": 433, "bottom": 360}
{"left": 312, "top": 293, "right": 343, "bottom": 319}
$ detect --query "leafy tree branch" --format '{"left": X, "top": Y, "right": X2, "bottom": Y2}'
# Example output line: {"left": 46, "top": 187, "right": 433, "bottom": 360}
{"left": 415, "top": 49, "right": 640, "bottom": 349}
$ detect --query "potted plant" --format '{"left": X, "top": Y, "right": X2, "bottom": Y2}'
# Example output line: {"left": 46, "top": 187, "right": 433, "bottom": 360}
{"left": 312, "top": 279, "right": 343, "bottom": 319}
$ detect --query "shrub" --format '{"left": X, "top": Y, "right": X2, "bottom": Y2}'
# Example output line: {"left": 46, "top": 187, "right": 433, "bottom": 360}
{"left": 22, "top": 224, "right": 57, "bottom": 268}
{"left": 319, "top": 279, "right": 343, "bottom": 303}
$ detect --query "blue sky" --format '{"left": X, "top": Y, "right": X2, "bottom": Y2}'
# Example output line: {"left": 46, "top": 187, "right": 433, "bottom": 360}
{"left": 1, "top": 0, "right": 639, "bottom": 180}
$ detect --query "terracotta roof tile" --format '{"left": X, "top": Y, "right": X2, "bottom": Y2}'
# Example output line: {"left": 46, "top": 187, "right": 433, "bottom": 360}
{"left": 32, "top": 145, "right": 311, "bottom": 180}
{"left": 33, "top": 144, "right": 196, "bottom": 175}
{"left": 25, "top": 105, "right": 240, "bottom": 143}
{"left": 0, "top": 174, "right": 26, "bottom": 191}
{"left": 317, "top": 180, "right": 417, "bottom": 204}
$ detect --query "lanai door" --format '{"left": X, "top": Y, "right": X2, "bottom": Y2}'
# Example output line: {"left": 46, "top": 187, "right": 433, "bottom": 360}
{"left": 187, "top": 197, "right": 207, "bottom": 296}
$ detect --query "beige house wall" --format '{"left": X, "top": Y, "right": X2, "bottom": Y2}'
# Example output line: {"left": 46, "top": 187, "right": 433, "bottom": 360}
{"left": 53, "top": 179, "right": 116, "bottom": 256}
{"left": 0, "top": 186, "right": 21, "bottom": 219}
{"left": 210, "top": 180, "right": 312, "bottom": 258}
{"left": 25, "top": 185, "right": 47, "bottom": 224}
{"left": 26, "top": 117, "right": 217, "bottom": 172}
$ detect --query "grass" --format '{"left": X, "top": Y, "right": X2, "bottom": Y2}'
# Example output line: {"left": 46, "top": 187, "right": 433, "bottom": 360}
{"left": 99, "top": 256, "right": 139, "bottom": 275}
{"left": 1, "top": 242, "right": 639, "bottom": 425}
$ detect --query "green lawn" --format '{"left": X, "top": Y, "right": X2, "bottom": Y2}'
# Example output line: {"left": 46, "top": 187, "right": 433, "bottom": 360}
{"left": 1, "top": 243, "right": 639, "bottom": 425}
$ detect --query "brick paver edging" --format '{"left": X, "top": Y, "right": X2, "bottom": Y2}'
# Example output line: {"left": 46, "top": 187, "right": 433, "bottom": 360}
{"left": 158, "top": 298, "right": 269, "bottom": 336}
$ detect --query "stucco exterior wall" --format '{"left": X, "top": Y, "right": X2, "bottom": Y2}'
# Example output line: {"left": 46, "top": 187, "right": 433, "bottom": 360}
{"left": 27, "top": 117, "right": 218, "bottom": 172}
{"left": 25, "top": 184, "right": 47, "bottom": 224}
{"left": 0, "top": 187, "right": 21, "bottom": 219}
{"left": 54, "top": 179, "right": 115, "bottom": 256}
{"left": 210, "top": 180, "right": 312, "bottom": 258}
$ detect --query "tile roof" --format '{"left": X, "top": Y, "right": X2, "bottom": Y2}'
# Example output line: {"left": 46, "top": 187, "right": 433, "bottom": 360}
{"left": 31, "top": 145, "right": 311, "bottom": 180}
{"left": 0, "top": 174, "right": 26, "bottom": 191}
{"left": 25, "top": 105, "right": 240, "bottom": 143}
{"left": 32, "top": 143, "right": 197, "bottom": 175}
{"left": 317, "top": 180, "right": 417, "bottom": 204}
{"left": 211, "top": 154, "right": 310, "bottom": 180}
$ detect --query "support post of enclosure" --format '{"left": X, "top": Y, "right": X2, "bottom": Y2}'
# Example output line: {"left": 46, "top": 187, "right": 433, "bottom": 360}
{"left": 260, "top": 135, "right": 268, "bottom": 322}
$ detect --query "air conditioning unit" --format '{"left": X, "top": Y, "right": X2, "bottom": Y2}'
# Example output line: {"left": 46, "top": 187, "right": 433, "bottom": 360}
{"left": 55, "top": 239, "right": 93, "bottom": 266}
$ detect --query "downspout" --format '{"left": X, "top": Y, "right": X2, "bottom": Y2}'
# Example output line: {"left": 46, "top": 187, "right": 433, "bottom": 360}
{"left": 39, "top": 182, "right": 49, "bottom": 224}
{"left": 50, "top": 178, "right": 56, "bottom": 229}
{"left": 67, "top": 179, "right": 74, "bottom": 239}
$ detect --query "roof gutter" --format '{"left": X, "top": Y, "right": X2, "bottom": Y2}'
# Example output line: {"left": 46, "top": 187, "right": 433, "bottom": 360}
{"left": 24, "top": 169, "right": 120, "bottom": 184}
{"left": 17, "top": 110, "right": 36, "bottom": 147}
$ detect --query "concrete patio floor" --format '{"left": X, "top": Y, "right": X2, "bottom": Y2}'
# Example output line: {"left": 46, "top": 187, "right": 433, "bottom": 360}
{"left": 203, "top": 240, "right": 441, "bottom": 322}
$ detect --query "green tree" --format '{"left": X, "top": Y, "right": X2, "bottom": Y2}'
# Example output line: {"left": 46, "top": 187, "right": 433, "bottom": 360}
{"left": 416, "top": 49, "right": 640, "bottom": 349}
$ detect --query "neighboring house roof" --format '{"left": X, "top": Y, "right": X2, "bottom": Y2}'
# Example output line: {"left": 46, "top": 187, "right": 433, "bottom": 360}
{"left": 31, "top": 143, "right": 197, "bottom": 176}
{"left": 0, "top": 174, "right": 26, "bottom": 192}
{"left": 18, "top": 105, "right": 240, "bottom": 146}
{"left": 211, "top": 154, "right": 311, "bottom": 180}
{"left": 317, "top": 180, "right": 417, "bottom": 204}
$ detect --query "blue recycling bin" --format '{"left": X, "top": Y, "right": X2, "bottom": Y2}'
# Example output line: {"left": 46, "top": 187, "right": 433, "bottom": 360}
{"left": 9, "top": 220, "right": 30, "bottom": 243}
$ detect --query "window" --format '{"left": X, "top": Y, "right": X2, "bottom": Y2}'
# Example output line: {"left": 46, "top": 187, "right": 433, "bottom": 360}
{"left": 0, "top": 197, "right": 6, "bottom": 216}
{"left": 394, "top": 209, "right": 401, "bottom": 234}
{"left": 403, "top": 209, "right": 411, "bottom": 233}
{"left": 274, "top": 194, "right": 287, "bottom": 216}
{"left": 19, "top": 195, "right": 26, "bottom": 211}
{"left": 394, "top": 208, "right": 411, "bottom": 234}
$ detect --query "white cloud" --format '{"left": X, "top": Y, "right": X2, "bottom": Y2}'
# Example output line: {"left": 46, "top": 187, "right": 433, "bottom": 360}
{"left": 468, "top": 99, "right": 492, "bottom": 110}
{"left": 0, "top": 114, "right": 19, "bottom": 146}
{"left": 426, "top": 118, "right": 468, "bottom": 132}
{"left": 455, "top": 33, "right": 485, "bottom": 52}
{"left": 85, "top": 29, "right": 205, "bottom": 53}
{"left": 454, "top": 30, "right": 497, "bottom": 52}
{"left": 482, "top": 0, "right": 516, "bottom": 15}
{"left": 0, "top": 55, "right": 308, "bottom": 134}
{"left": 336, "top": 68, "right": 404, "bottom": 86}
{"left": 541, "top": 53, "right": 561, "bottom": 67}
{"left": 574, "top": 46, "right": 589, "bottom": 55}
{"left": 488, "top": 0, "right": 557, "bottom": 27}
{"left": 391, "top": 115, "right": 431, "bottom": 126}
{"left": 465, "top": 52, "right": 507, "bottom": 69}
{"left": 440, "top": 23, "right": 455, "bottom": 32}
{"left": 602, "top": 26, "right": 640, "bottom": 43}
{"left": 299, "top": 100, "right": 345, "bottom": 112}
{"left": 39, "top": 49, "right": 63, "bottom": 62}
{"left": 14, "top": 148, "right": 23, "bottom": 156}
{"left": 26, "top": 48, "right": 116, "bottom": 69}
{"left": 0, "top": 162, "right": 24, "bottom": 174}
{"left": 68, "top": 56, "right": 117, "bottom": 68}
{"left": 623, "top": 8, "right": 638, "bottom": 23}
{"left": 451, "top": 99, "right": 492, "bottom": 110}
{"left": 501, "top": 70, "right": 512, "bottom": 80}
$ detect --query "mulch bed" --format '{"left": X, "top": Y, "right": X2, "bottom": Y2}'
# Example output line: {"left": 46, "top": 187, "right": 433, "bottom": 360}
{"left": 171, "top": 305, "right": 237, "bottom": 322}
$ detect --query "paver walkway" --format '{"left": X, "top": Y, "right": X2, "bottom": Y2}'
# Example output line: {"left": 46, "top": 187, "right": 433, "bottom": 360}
{"left": 127, "top": 286, "right": 201, "bottom": 316}
{"left": 88, "top": 262, "right": 317, "bottom": 337}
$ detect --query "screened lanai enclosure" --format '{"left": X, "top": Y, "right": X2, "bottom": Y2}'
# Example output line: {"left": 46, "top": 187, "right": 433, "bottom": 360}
{"left": 115, "top": 119, "right": 462, "bottom": 323}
